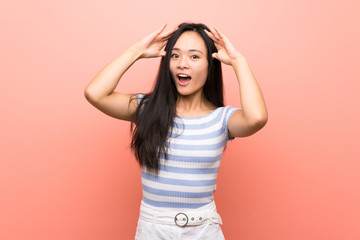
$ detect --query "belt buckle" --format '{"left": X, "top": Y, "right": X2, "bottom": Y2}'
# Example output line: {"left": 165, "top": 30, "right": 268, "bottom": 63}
{"left": 174, "top": 212, "right": 188, "bottom": 227}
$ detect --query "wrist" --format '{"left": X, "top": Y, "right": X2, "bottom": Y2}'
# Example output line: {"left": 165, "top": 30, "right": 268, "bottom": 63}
{"left": 129, "top": 44, "right": 144, "bottom": 60}
{"left": 231, "top": 55, "right": 247, "bottom": 68}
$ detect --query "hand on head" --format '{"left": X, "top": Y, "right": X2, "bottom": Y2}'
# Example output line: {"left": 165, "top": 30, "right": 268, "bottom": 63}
{"left": 135, "top": 24, "right": 243, "bottom": 65}
{"left": 204, "top": 26, "right": 243, "bottom": 66}
{"left": 136, "top": 24, "right": 178, "bottom": 59}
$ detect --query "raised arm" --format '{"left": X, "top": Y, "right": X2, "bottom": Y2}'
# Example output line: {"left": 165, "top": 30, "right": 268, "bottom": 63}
{"left": 84, "top": 24, "right": 176, "bottom": 121}
{"left": 205, "top": 27, "right": 268, "bottom": 138}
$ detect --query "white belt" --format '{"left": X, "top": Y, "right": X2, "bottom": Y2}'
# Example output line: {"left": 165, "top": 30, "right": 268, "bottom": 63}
{"left": 139, "top": 201, "right": 223, "bottom": 227}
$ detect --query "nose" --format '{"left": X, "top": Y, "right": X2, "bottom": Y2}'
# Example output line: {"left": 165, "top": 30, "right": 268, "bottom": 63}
{"left": 178, "top": 56, "right": 189, "bottom": 69}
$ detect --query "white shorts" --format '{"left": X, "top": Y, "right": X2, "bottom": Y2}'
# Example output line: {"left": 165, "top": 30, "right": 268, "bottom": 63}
{"left": 135, "top": 200, "right": 225, "bottom": 240}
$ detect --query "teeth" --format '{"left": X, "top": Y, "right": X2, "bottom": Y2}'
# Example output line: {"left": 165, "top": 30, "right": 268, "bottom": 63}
{"left": 178, "top": 74, "right": 189, "bottom": 77}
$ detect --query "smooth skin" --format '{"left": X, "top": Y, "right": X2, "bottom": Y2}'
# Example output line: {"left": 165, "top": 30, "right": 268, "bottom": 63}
{"left": 170, "top": 31, "right": 212, "bottom": 118}
{"left": 84, "top": 24, "right": 175, "bottom": 121}
{"left": 84, "top": 24, "right": 268, "bottom": 138}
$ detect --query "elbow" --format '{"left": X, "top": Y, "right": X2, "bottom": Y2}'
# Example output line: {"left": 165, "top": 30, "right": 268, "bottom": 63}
{"left": 256, "top": 116, "right": 268, "bottom": 130}
{"left": 250, "top": 113, "right": 268, "bottom": 131}
{"left": 84, "top": 87, "right": 93, "bottom": 103}
{"left": 84, "top": 87, "right": 100, "bottom": 104}
{"left": 258, "top": 111, "right": 268, "bottom": 126}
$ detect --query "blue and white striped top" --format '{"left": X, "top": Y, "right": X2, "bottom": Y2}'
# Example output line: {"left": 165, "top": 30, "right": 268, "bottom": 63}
{"left": 136, "top": 95, "right": 239, "bottom": 210}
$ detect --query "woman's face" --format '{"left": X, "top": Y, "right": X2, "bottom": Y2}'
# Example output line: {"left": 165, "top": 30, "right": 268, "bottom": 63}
{"left": 169, "top": 31, "right": 208, "bottom": 97}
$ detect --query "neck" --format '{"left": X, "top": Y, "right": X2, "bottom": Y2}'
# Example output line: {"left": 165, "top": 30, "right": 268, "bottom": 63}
{"left": 176, "top": 91, "right": 214, "bottom": 117}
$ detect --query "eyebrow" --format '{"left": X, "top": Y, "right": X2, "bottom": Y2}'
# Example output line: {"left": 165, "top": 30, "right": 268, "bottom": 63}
{"left": 172, "top": 48, "right": 204, "bottom": 55}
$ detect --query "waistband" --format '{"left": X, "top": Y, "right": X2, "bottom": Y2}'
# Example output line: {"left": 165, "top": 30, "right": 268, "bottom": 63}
{"left": 138, "top": 200, "right": 223, "bottom": 227}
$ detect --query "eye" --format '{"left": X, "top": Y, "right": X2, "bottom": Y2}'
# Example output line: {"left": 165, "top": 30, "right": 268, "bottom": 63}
{"left": 191, "top": 55, "right": 199, "bottom": 59}
{"left": 171, "top": 53, "right": 179, "bottom": 58}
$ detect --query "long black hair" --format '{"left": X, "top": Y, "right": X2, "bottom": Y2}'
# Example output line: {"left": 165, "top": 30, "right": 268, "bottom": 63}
{"left": 130, "top": 23, "right": 224, "bottom": 172}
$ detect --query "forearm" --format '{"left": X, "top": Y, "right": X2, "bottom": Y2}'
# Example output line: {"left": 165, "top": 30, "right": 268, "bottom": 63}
{"left": 84, "top": 44, "right": 142, "bottom": 101}
{"left": 232, "top": 56, "right": 268, "bottom": 124}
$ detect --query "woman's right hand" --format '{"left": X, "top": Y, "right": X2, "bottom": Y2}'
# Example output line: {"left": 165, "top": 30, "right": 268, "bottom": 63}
{"left": 135, "top": 24, "right": 177, "bottom": 59}
{"left": 85, "top": 25, "right": 177, "bottom": 121}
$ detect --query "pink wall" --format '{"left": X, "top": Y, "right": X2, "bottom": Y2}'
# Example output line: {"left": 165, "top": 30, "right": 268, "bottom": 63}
{"left": 1, "top": 0, "right": 359, "bottom": 239}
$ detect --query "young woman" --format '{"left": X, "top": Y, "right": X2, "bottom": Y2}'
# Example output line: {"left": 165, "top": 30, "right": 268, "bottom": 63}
{"left": 85, "top": 23, "right": 267, "bottom": 240}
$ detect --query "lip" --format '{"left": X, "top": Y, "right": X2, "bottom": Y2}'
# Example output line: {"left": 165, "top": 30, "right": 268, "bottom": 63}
{"left": 176, "top": 73, "right": 192, "bottom": 86}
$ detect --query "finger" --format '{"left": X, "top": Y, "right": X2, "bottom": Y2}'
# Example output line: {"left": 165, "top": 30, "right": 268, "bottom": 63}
{"left": 159, "top": 50, "right": 167, "bottom": 57}
{"left": 144, "top": 24, "right": 167, "bottom": 42}
{"left": 212, "top": 52, "right": 218, "bottom": 59}
{"left": 207, "top": 27, "right": 226, "bottom": 50}
{"left": 213, "top": 29, "right": 236, "bottom": 53}
{"left": 160, "top": 26, "right": 178, "bottom": 40}
{"left": 160, "top": 31, "right": 174, "bottom": 41}
{"left": 204, "top": 29, "right": 216, "bottom": 41}
{"left": 152, "top": 24, "right": 167, "bottom": 38}
{"left": 213, "top": 27, "right": 224, "bottom": 40}
{"left": 158, "top": 24, "right": 167, "bottom": 33}
{"left": 208, "top": 26, "right": 221, "bottom": 40}
{"left": 215, "top": 28, "right": 233, "bottom": 50}
{"left": 159, "top": 40, "right": 168, "bottom": 50}
{"left": 211, "top": 32, "right": 227, "bottom": 50}
{"left": 205, "top": 29, "right": 221, "bottom": 48}
{"left": 214, "top": 42, "right": 222, "bottom": 50}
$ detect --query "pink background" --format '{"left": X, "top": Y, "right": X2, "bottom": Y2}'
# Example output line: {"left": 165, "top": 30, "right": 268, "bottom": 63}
{"left": 1, "top": 0, "right": 359, "bottom": 239}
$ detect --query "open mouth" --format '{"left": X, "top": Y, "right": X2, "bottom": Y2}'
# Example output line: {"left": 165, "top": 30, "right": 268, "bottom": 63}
{"left": 177, "top": 74, "right": 192, "bottom": 86}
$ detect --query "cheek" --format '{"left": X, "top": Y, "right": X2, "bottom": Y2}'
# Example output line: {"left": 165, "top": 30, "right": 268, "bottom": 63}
{"left": 169, "top": 62, "right": 176, "bottom": 76}
{"left": 195, "top": 62, "right": 209, "bottom": 80}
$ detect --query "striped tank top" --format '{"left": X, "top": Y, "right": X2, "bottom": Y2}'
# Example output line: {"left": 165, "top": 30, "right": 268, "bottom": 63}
{"left": 136, "top": 95, "right": 239, "bottom": 210}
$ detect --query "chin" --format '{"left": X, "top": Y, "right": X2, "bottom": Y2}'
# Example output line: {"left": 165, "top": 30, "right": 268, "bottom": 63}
{"left": 177, "top": 88, "right": 203, "bottom": 98}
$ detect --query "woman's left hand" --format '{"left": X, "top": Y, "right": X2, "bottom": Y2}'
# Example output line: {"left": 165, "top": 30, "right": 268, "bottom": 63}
{"left": 205, "top": 27, "right": 243, "bottom": 66}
